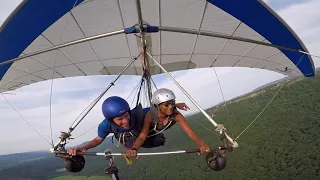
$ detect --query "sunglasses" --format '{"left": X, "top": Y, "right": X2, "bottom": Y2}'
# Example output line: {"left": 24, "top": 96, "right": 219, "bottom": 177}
{"left": 162, "top": 100, "right": 176, "bottom": 107}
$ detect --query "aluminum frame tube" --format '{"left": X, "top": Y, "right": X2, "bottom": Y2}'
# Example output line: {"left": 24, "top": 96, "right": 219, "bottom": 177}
{"left": 53, "top": 151, "right": 186, "bottom": 156}
{"left": 159, "top": 26, "right": 311, "bottom": 55}
{"left": 135, "top": 0, "right": 153, "bottom": 105}
{"left": 0, "top": 29, "right": 125, "bottom": 66}
{"left": 51, "top": 52, "right": 141, "bottom": 151}
{"left": 146, "top": 52, "right": 238, "bottom": 148}
{"left": 146, "top": 52, "right": 218, "bottom": 127}
{"left": 69, "top": 54, "right": 141, "bottom": 131}
{"left": 112, "top": 173, "right": 120, "bottom": 180}
{"left": 135, "top": 0, "right": 143, "bottom": 26}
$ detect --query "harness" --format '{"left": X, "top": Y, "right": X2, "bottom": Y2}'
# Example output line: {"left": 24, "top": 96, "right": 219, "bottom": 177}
{"left": 109, "top": 104, "right": 178, "bottom": 148}
{"left": 147, "top": 106, "right": 177, "bottom": 137}
{"left": 110, "top": 104, "right": 144, "bottom": 148}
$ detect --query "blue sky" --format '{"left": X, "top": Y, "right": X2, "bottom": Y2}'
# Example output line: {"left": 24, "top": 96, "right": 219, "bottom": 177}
{"left": 264, "top": 0, "right": 310, "bottom": 10}
{"left": 0, "top": 0, "right": 319, "bottom": 155}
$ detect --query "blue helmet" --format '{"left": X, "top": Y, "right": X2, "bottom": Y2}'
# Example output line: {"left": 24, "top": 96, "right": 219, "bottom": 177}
{"left": 102, "top": 96, "right": 130, "bottom": 120}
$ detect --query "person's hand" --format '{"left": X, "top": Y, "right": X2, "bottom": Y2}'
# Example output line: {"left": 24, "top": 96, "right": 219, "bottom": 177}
{"left": 67, "top": 147, "right": 86, "bottom": 156}
{"left": 198, "top": 143, "right": 210, "bottom": 154}
{"left": 211, "top": 113, "right": 215, "bottom": 118}
{"left": 125, "top": 148, "right": 137, "bottom": 158}
{"left": 215, "top": 124, "right": 226, "bottom": 132}
{"left": 175, "top": 103, "right": 190, "bottom": 111}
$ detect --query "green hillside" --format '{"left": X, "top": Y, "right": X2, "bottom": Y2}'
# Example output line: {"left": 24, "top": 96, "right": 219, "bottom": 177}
{"left": 1, "top": 70, "right": 320, "bottom": 180}
{"left": 56, "top": 70, "right": 320, "bottom": 180}
{"left": 106, "top": 71, "right": 320, "bottom": 180}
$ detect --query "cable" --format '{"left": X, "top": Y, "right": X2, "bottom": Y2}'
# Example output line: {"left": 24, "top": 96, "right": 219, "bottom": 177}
{"left": 235, "top": 80, "right": 287, "bottom": 140}
{"left": 1, "top": 93, "right": 52, "bottom": 146}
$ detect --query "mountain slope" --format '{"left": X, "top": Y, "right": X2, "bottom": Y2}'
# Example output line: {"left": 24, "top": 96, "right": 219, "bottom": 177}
{"left": 1, "top": 70, "right": 320, "bottom": 180}
{"left": 113, "top": 71, "right": 320, "bottom": 180}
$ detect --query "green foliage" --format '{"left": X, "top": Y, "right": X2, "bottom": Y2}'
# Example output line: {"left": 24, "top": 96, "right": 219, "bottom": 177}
{"left": 52, "top": 175, "right": 110, "bottom": 180}
{"left": 1, "top": 72, "right": 320, "bottom": 180}
{"left": 114, "top": 73, "right": 320, "bottom": 180}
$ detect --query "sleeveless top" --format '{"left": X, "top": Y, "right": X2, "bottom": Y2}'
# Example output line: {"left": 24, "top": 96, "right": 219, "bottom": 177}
{"left": 147, "top": 106, "right": 178, "bottom": 137}
{"left": 109, "top": 104, "right": 178, "bottom": 148}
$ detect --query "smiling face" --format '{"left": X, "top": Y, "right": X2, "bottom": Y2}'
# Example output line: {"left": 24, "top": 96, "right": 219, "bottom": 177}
{"left": 112, "top": 112, "right": 130, "bottom": 129}
{"left": 158, "top": 99, "right": 176, "bottom": 116}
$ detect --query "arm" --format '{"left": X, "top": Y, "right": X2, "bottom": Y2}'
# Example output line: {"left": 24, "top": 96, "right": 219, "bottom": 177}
{"left": 125, "top": 111, "right": 152, "bottom": 157}
{"left": 175, "top": 112, "right": 210, "bottom": 153}
{"left": 68, "top": 136, "right": 104, "bottom": 156}
{"left": 68, "top": 122, "right": 108, "bottom": 156}
{"left": 132, "top": 111, "right": 152, "bottom": 150}
{"left": 82, "top": 136, "right": 104, "bottom": 150}
{"left": 176, "top": 113, "right": 205, "bottom": 146}
{"left": 175, "top": 102, "right": 190, "bottom": 111}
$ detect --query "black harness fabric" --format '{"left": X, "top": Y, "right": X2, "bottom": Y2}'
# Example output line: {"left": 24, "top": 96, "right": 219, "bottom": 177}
{"left": 109, "top": 104, "right": 144, "bottom": 148}
{"left": 148, "top": 106, "right": 177, "bottom": 134}
{"left": 110, "top": 104, "right": 178, "bottom": 148}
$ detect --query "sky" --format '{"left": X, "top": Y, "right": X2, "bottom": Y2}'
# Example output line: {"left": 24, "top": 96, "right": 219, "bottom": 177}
{"left": 0, "top": 0, "right": 319, "bottom": 155}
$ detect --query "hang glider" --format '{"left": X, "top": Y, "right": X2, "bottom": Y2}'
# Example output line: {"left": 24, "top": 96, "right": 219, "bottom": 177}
{"left": 0, "top": 0, "right": 316, "bottom": 179}
{"left": 0, "top": 0, "right": 315, "bottom": 93}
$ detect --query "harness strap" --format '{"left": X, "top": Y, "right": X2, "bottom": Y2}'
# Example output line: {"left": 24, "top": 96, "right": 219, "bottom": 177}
{"left": 110, "top": 103, "right": 144, "bottom": 148}
{"left": 147, "top": 120, "right": 173, "bottom": 137}
{"left": 148, "top": 106, "right": 177, "bottom": 137}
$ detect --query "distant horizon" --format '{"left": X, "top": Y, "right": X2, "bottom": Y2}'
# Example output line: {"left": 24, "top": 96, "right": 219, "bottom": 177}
{"left": 1, "top": 0, "right": 320, "bottom": 155}
{"left": 0, "top": 75, "right": 291, "bottom": 156}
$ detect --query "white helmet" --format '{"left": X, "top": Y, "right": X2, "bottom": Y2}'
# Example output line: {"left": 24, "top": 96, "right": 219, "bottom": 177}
{"left": 152, "top": 88, "right": 176, "bottom": 105}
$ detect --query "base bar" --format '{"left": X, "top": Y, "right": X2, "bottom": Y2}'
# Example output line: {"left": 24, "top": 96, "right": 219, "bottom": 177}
{"left": 53, "top": 146, "right": 229, "bottom": 157}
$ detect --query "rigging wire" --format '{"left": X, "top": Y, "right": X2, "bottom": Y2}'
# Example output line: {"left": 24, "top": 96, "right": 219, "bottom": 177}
{"left": 49, "top": 65, "right": 56, "bottom": 146}
{"left": 190, "top": 119, "right": 216, "bottom": 134}
{"left": 49, "top": 52, "right": 59, "bottom": 147}
{"left": 134, "top": 77, "right": 145, "bottom": 106}
{"left": 1, "top": 93, "right": 52, "bottom": 146}
{"left": 67, "top": 79, "right": 145, "bottom": 144}
{"left": 48, "top": 0, "right": 80, "bottom": 146}
{"left": 143, "top": 78, "right": 149, "bottom": 107}
{"left": 66, "top": 54, "right": 141, "bottom": 134}
{"left": 66, "top": 124, "right": 99, "bottom": 145}
{"left": 235, "top": 80, "right": 287, "bottom": 140}
{"left": 126, "top": 78, "right": 143, "bottom": 102}
{"left": 151, "top": 76, "right": 158, "bottom": 90}
{"left": 70, "top": 91, "right": 105, "bottom": 128}
{"left": 212, "top": 67, "right": 234, "bottom": 137}
{"left": 130, "top": 85, "right": 140, "bottom": 108}
{"left": 235, "top": 53, "right": 305, "bottom": 140}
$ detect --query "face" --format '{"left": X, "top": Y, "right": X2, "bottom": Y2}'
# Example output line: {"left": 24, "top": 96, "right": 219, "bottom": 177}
{"left": 158, "top": 99, "right": 175, "bottom": 115}
{"left": 112, "top": 112, "right": 130, "bottom": 129}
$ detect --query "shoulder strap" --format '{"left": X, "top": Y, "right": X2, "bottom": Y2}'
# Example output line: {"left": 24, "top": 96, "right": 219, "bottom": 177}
{"left": 150, "top": 105, "right": 160, "bottom": 123}
{"left": 170, "top": 107, "right": 179, "bottom": 120}
{"left": 149, "top": 107, "right": 178, "bottom": 132}
{"left": 109, "top": 123, "right": 118, "bottom": 133}
{"left": 132, "top": 103, "right": 144, "bottom": 130}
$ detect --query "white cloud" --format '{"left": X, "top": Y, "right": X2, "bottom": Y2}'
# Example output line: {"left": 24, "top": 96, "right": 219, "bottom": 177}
{"left": 0, "top": 67, "right": 285, "bottom": 155}
{"left": 0, "top": 0, "right": 22, "bottom": 26}
{"left": 152, "top": 68, "right": 284, "bottom": 116}
{"left": 262, "top": 0, "right": 311, "bottom": 10}
{"left": 0, "top": 75, "right": 148, "bottom": 154}
{"left": 0, "top": 0, "right": 319, "bottom": 155}
{"left": 276, "top": 0, "right": 320, "bottom": 67}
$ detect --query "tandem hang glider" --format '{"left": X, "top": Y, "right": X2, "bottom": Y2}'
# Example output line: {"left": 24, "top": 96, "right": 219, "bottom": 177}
{"left": 0, "top": 0, "right": 316, "bottom": 179}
